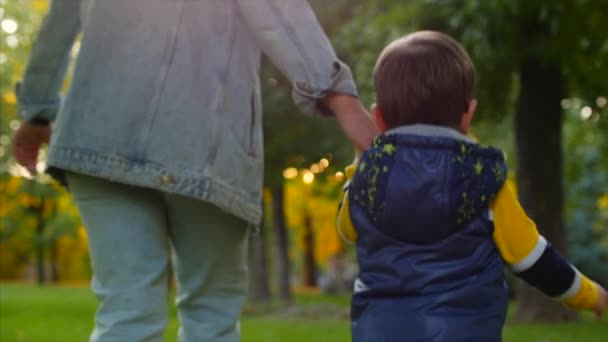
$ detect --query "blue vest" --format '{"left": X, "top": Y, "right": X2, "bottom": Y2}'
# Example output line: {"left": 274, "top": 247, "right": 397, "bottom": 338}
{"left": 349, "top": 130, "right": 509, "bottom": 342}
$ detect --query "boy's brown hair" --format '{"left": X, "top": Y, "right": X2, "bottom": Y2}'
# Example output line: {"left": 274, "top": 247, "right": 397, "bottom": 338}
{"left": 373, "top": 31, "right": 475, "bottom": 129}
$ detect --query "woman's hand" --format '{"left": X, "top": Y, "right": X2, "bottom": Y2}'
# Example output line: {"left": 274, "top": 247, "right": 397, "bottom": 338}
{"left": 12, "top": 121, "right": 51, "bottom": 175}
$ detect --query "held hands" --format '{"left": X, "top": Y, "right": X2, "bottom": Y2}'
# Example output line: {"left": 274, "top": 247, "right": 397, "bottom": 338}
{"left": 321, "top": 93, "right": 379, "bottom": 152}
{"left": 12, "top": 121, "right": 51, "bottom": 175}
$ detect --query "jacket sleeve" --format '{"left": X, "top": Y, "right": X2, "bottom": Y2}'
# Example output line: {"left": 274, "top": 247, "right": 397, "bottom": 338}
{"left": 16, "top": 0, "right": 81, "bottom": 123}
{"left": 236, "top": 0, "right": 358, "bottom": 116}
{"left": 491, "top": 181, "right": 601, "bottom": 311}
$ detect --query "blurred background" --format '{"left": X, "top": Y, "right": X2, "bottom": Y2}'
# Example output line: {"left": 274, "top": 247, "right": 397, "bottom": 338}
{"left": 1, "top": 0, "right": 607, "bottom": 341}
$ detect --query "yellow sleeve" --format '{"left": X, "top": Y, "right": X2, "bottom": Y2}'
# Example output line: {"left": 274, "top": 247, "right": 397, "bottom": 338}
{"left": 560, "top": 276, "right": 600, "bottom": 310}
{"left": 337, "top": 191, "right": 357, "bottom": 242}
{"left": 491, "top": 181, "right": 601, "bottom": 311}
{"left": 491, "top": 181, "right": 541, "bottom": 266}
{"left": 336, "top": 165, "right": 358, "bottom": 242}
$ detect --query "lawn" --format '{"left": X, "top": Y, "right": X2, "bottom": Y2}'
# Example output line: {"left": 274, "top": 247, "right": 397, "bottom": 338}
{"left": 1, "top": 284, "right": 606, "bottom": 341}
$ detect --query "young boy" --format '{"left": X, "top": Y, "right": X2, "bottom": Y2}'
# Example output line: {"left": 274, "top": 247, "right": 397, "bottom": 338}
{"left": 337, "top": 31, "right": 607, "bottom": 341}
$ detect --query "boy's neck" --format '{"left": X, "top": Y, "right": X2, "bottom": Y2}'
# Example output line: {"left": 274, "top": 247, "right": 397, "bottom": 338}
{"left": 384, "top": 124, "right": 476, "bottom": 144}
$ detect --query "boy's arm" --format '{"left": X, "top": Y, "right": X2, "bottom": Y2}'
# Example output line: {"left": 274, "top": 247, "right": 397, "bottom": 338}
{"left": 337, "top": 165, "right": 358, "bottom": 242}
{"left": 491, "top": 182, "right": 603, "bottom": 311}
{"left": 16, "top": 0, "right": 81, "bottom": 123}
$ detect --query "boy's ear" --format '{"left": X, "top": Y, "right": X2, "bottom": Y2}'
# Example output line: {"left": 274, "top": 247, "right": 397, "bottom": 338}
{"left": 460, "top": 99, "right": 477, "bottom": 134}
{"left": 372, "top": 103, "right": 388, "bottom": 133}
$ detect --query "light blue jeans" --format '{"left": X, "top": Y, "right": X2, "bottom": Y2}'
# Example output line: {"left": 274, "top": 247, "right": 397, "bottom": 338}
{"left": 67, "top": 172, "right": 248, "bottom": 342}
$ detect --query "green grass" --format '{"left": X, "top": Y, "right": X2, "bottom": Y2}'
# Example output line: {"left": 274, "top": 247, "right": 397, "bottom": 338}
{"left": 1, "top": 284, "right": 606, "bottom": 341}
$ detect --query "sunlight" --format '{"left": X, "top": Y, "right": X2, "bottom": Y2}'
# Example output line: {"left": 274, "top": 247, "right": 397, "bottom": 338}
{"left": 283, "top": 167, "right": 298, "bottom": 180}
{"left": 302, "top": 170, "right": 315, "bottom": 184}
{"left": 1, "top": 18, "right": 17, "bottom": 34}
{"left": 71, "top": 40, "right": 81, "bottom": 58}
{"left": 8, "top": 163, "right": 33, "bottom": 179}
{"left": 0, "top": 134, "right": 10, "bottom": 146}
{"left": 334, "top": 171, "right": 345, "bottom": 182}
{"left": 36, "top": 161, "right": 46, "bottom": 174}
{"left": 5, "top": 34, "right": 18, "bottom": 48}
{"left": 580, "top": 106, "right": 593, "bottom": 120}
{"left": 9, "top": 120, "right": 20, "bottom": 131}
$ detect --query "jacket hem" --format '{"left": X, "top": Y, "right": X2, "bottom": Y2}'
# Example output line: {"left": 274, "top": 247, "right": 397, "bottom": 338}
{"left": 46, "top": 146, "right": 262, "bottom": 225}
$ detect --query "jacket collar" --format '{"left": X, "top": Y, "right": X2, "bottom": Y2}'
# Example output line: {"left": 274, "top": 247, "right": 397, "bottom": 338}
{"left": 385, "top": 124, "right": 476, "bottom": 144}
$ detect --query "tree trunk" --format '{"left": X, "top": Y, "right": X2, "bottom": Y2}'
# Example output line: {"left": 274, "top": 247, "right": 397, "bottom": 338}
{"left": 34, "top": 199, "right": 46, "bottom": 286}
{"left": 272, "top": 185, "right": 292, "bottom": 303}
{"left": 248, "top": 206, "right": 272, "bottom": 304}
{"left": 302, "top": 212, "right": 317, "bottom": 287}
{"left": 49, "top": 240, "right": 59, "bottom": 283}
{"left": 514, "top": 58, "right": 575, "bottom": 321}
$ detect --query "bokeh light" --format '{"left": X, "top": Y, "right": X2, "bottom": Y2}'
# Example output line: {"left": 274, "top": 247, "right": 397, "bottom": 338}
{"left": 335, "top": 171, "right": 345, "bottom": 182}
{"left": 302, "top": 170, "right": 315, "bottom": 184}
{"left": 283, "top": 167, "right": 298, "bottom": 179}
{"left": 1, "top": 18, "right": 17, "bottom": 34}
{"left": 9, "top": 120, "right": 20, "bottom": 131}
{"left": 6, "top": 34, "right": 19, "bottom": 48}
{"left": 580, "top": 106, "right": 593, "bottom": 120}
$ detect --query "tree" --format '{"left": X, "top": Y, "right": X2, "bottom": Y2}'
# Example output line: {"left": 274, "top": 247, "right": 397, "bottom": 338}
{"left": 0, "top": 174, "right": 82, "bottom": 283}
{"left": 247, "top": 201, "right": 271, "bottom": 304}
{"left": 563, "top": 99, "right": 608, "bottom": 284}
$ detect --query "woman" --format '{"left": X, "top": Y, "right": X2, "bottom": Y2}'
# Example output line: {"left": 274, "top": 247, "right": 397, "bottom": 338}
{"left": 13, "top": 0, "right": 377, "bottom": 340}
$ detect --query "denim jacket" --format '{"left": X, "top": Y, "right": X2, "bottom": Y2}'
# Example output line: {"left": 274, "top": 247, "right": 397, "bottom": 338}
{"left": 17, "top": 0, "right": 357, "bottom": 224}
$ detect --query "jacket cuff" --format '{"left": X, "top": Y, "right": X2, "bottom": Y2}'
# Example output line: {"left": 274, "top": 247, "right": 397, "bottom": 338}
{"left": 15, "top": 82, "right": 60, "bottom": 122}
{"left": 291, "top": 60, "right": 358, "bottom": 117}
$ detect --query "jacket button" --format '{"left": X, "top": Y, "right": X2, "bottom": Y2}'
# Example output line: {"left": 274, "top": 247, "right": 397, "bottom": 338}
{"left": 160, "top": 175, "right": 175, "bottom": 185}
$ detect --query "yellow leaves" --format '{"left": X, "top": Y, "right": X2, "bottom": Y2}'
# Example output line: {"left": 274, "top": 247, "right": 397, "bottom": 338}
{"left": 0, "top": 173, "right": 89, "bottom": 280}
{"left": 42, "top": 200, "right": 55, "bottom": 219}
{"left": 284, "top": 181, "right": 344, "bottom": 265}
{"left": 54, "top": 231, "right": 90, "bottom": 281}
{"left": 6, "top": 176, "right": 21, "bottom": 193}
{"left": 32, "top": 0, "right": 50, "bottom": 13}
{"left": 599, "top": 194, "right": 608, "bottom": 210}
{"left": 18, "top": 193, "right": 41, "bottom": 208}
{"left": 19, "top": 215, "right": 38, "bottom": 231}
{"left": 2, "top": 92, "right": 17, "bottom": 105}
{"left": 77, "top": 225, "right": 87, "bottom": 240}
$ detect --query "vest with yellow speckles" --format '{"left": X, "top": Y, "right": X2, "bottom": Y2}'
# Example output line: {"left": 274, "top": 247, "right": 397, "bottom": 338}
{"left": 349, "top": 128, "right": 509, "bottom": 342}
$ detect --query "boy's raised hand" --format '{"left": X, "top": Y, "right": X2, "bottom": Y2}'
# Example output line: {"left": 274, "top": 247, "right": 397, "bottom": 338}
{"left": 594, "top": 285, "right": 608, "bottom": 319}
